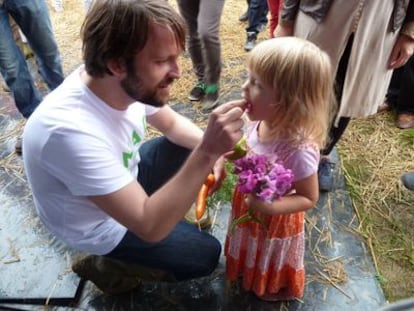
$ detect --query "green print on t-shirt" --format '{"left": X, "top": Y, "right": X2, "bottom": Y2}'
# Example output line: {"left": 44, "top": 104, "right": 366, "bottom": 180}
{"left": 122, "top": 130, "right": 143, "bottom": 168}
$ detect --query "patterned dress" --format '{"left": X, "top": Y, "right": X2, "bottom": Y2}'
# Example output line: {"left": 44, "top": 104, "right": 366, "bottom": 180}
{"left": 224, "top": 121, "right": 319, "bottom": 300}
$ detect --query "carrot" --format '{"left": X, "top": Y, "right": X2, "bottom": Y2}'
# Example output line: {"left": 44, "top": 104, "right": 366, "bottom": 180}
{"left": 195, "top": 173, "right": 215, "bottom": 220}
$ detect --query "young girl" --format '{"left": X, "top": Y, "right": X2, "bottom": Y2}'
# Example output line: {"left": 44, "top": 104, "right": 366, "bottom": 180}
{"left": 225, "top": 37, "right": 335, "bottom": 301}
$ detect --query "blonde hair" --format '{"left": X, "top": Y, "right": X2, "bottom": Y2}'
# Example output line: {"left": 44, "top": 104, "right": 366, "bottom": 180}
{"left": 247, "top": 37, "right": 336, "bottom": 149}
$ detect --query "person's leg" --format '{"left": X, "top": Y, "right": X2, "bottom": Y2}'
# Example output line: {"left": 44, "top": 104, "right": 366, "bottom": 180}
{"left": 197, "top": 0, "right": 225, "bottom": 112}
{"left": 0, "top": 6, "right": 42, "bottom": 118}
{"left": 239, "top": 0, "right": 250, "bottom": 22}
{"left": 107, "top": 137, "right": 221, "bottom": 280}
{"left": 258, "top": 0, "right": 268, "bottom": 32}
{"left": 318, "top": 34, "right": 353, "bottom": 191}
{"left": 8, "top": 0, "right": 64, "bottom": 90}
{"left": 395, "top": 56, "right": 414, "bottom": 128}
{"left": 244, "top": 0, "right": 267, "bottom": 51}
{"left": 137, "top": 136, "right": 191, "bottom": 195}
{"left": 267, "top": 0, "right": 281, "bottom": 38}
{"left": 177, "top": 0, "right": 206, "bottom": 101}
{"left": 107, "top": 224, "right": 221, "bottom": 281}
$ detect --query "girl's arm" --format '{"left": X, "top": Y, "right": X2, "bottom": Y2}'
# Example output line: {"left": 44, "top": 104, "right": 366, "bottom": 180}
{"left": 246, "top": 173, "right": 319, "bottom": 215}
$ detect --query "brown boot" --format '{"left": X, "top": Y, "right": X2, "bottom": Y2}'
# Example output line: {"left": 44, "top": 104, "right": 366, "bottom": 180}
{"left": 397, "top": 113, "right": 414, "bottom": 129}
{"left": 72, "top": 255, "right": 174, "bottom": 295}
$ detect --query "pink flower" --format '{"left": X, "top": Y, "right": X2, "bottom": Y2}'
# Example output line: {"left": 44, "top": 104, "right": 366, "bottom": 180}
{"left": 233, "top": 154, "right": 294, "bottom": 203}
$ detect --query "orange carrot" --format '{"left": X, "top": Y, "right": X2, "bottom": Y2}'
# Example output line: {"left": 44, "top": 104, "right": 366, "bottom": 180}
{"left": 195, "top": 173, "right": 215, "bottom": 220}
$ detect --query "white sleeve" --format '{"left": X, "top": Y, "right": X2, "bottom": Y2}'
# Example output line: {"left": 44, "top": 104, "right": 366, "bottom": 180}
{"left": 40, "top": 128, "right": 134, "bottom": 196}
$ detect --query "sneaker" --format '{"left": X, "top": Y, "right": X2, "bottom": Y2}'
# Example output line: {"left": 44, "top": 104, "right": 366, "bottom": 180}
{"left": 401, "top": 172, "right": 414, "bottom": 190}
{"left": 72, "top": 255, "right": 174, "bottom": 295}
{"left": 244, "top": 32, "right": 257, "bottom": 52}
{"left": 188, "top": 82, "right": 206, "bottom": 101}
{"left": 15, "top": 136, "right": 23, "bottom": 155}
{"left": 201, "top": 84, "right": 219, "bottom": 113}
{"left": 318, "top": 157, "right": 335, "bottom": 192}
{"left": 239, "top": 10, "right": 248, "bottom": 22}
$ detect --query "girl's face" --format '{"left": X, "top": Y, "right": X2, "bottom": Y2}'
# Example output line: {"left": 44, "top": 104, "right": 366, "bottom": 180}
{"left": 242, "top": 69, "right": 278, "bottom": 122}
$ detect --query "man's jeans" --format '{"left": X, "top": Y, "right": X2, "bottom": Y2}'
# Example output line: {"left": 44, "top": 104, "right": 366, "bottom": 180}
{"left": 106, "top": 137, "right": 222, "bottom": 281}
{"left": 0, "top": 0, "right": 64, "bottom": 118}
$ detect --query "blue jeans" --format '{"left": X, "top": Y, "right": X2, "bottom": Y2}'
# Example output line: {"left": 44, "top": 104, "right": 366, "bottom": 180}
{"left": 106, "top": 137, "right": 222, "bottom": 281}
{"left": 246, "top": 0, "right": 268, "bottom": 34}
{"left": 0, "top": 0, "right": 64, "bottom": 118}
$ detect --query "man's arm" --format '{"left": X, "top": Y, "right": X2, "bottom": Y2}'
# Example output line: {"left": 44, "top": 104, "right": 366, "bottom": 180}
{"left": 88, "top": 100, "right": 245, "bottom": 243}
{"left": 146, "top": 105, "right": 204, "bottom": 150}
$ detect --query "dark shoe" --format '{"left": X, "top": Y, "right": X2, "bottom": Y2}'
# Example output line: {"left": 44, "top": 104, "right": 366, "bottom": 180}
{"left": 239, "top": 10, "right": 248, "bottom": 22}
{"left": 401, "top": 172, "right": 414, "bottom": 190}
{"left": 397, "top": 113, "right": 414, "bottom": 129}
{"left": 244, "top": 32, "right": 257, "bottom": 52}
{"left": 318, "top": 157, "right": 335, "bottom": 192}
{"left": 72, "top": 255, "right": 174, "bottom": 295}
{"left": 188, "top": 82, "right": 206, "bottom": 101}
{"left": 201, "top": 84, "right": 219, "bottom": 113}
{"left": 15, "top": 136, "right": 23, "bottom": 155}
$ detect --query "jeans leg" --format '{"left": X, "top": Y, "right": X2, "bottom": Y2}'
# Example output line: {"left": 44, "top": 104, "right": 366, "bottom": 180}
{"left": 246, "top": 0, "right": 267, "bottom": 33}
{"left": 107, "top": 223, "right": 221, "bottom": 281}
{"left": 197, "top": 0, "right": 224, "bottom": 86}
{"left": 0, "top": 7, "right": 42, "bottom": 118}
{"left": 109, "top": 136, "right": 222, "bottom": 280}
{"left": 6, "top": 0, "right": 64, "bottom": 90}
{"left": 177, "top": 0, "right": 205, "bottom": 83}
{"left": 137, "top": 136, "right": 191, "bottom": 195}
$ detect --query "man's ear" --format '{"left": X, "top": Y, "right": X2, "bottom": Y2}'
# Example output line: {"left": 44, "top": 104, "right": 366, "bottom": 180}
{"left": 107, "top": 58, "right": 126, "bottom": 77}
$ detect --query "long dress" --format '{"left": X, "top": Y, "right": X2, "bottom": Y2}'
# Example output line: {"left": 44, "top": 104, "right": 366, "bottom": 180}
{"left": 293, "top": 0, "right": 398, "bottom": 119}
{"left": 224, "top": 121, "right": 319, "bottom": 300}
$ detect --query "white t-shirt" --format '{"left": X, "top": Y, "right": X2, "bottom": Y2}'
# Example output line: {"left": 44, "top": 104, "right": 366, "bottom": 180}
{"left": 23, "top": 66, "right": 159, "bottom": 255}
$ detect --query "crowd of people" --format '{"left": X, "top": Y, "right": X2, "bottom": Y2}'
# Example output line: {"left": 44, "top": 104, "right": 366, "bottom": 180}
{"left": 1, "top": 0, "right": 414, "bottom": 302}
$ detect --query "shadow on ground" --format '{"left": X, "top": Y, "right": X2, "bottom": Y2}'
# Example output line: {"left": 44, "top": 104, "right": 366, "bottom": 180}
{"left": 0, "top": 85, "right": 386, "bottom": 310}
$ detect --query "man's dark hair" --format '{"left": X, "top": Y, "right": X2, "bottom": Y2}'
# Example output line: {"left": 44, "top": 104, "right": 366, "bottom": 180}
{"left": 81, "top": 0, "right": 186, "bottom": 77}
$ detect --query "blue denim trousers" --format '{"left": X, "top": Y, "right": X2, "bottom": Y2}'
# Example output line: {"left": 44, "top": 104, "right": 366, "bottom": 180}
{"left": 106, "top": 137, "right": 222, "bottom": 281}
{"left": 0, "top": 0, "right": 64, "bottom": 118}
{"left": 246, "top": 0, "right": 268, "bottom": 34}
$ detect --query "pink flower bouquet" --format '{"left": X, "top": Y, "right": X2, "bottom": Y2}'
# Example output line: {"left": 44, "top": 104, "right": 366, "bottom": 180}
{"left": 230, "top": 154, "right": 294, "bottom": 231}
{"left": 233, "top": 154, "right": 294, "bottom": 202}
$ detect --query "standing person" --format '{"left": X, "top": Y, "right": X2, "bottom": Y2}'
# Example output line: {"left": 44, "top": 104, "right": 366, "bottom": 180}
{"left": 379, "top": 55, "right": 414, "bottom": 129}
{"left": 244, "top": 0, "right": 268, "bottom": 51}
{"left": 225, "top": 37, "right": 335, "bottom": 301}
{"left": 23, "top": 0, "right": 245, "bottom": 294}
{"left": 0, "top": 0, "right": 64, "bottom": 154}
{"left": 176, "top": 0, "right": 225, "bottom": 113}
{"left": 274, "top": 0, "right": 414, "bottom": 191}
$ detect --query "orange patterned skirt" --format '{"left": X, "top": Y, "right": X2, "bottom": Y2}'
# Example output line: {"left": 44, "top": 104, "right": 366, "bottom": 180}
{"left": 224, "top": 188, "right": 305, "bottom": 301}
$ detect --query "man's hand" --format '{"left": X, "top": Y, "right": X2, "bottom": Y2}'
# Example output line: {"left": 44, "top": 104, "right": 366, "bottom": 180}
{"left": 199, "top": 99, "right": 246, "bottom": 158}
{"left": 388, "top": 34, "right": 414, "bottom": 69}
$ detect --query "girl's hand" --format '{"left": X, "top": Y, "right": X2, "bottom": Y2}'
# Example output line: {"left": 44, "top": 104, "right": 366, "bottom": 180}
{"left": 245, "top": 194, "right": 269, "bottom": 214}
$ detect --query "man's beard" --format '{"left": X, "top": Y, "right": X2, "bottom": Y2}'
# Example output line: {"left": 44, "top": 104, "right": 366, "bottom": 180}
{"left": 120, "top": 68, "right": 170, "bottom": 108}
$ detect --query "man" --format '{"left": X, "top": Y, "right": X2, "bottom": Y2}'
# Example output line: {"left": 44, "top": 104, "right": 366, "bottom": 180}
{"left": 23, "top": 0, "right": 245, "bottom": 294}
{"left": 0, "top": 0, "right": 64, "bottom": 153}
